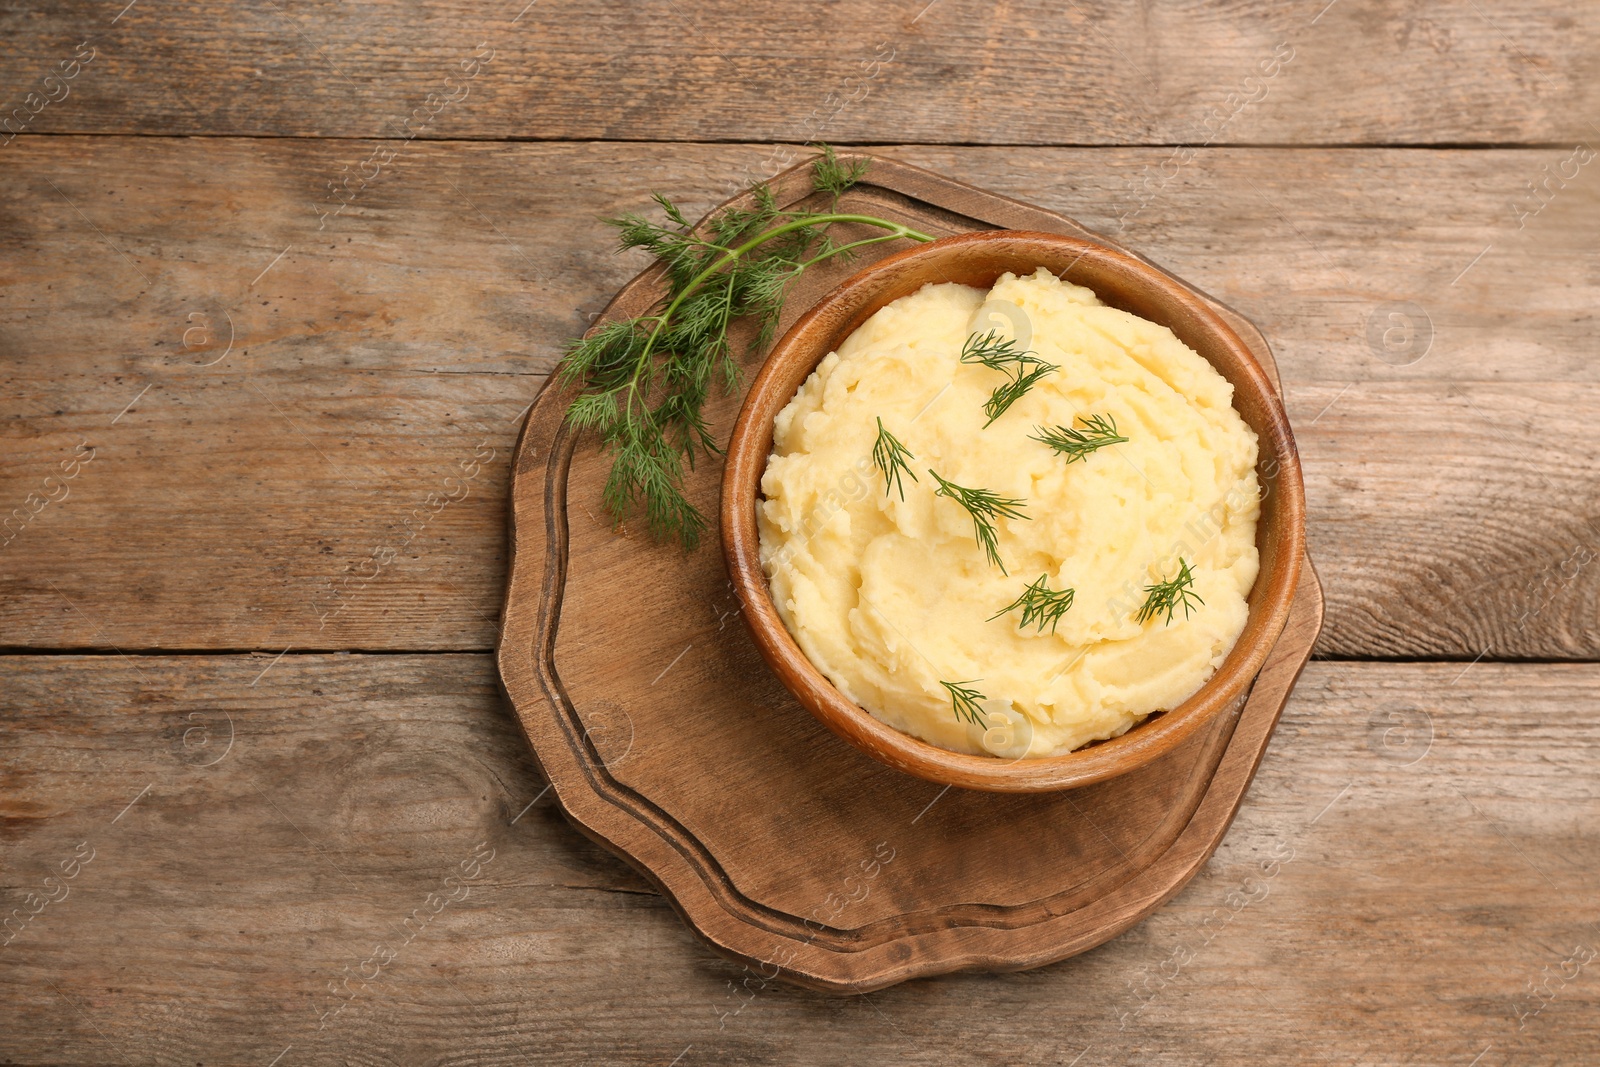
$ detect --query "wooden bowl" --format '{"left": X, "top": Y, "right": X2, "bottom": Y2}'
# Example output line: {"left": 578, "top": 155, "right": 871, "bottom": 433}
{"left": 721, "top": 231, "right": 1305, "bottom": 792}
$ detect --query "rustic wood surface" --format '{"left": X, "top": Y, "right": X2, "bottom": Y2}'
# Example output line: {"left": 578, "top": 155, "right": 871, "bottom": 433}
{"left": 3, "top": 656, "right": 1597, "bottom": 1065}
{"left": 3, "top": 0, "right": 1598, "bottom": 1060}
{"left": 0, "top": 1, "right": 1596, "bottom": 144}
{"left": 2, "top": 140, "right": 1598, "bottom": 658}
{"left": 499, "top": 159, "right": 1324, "bottom": 988}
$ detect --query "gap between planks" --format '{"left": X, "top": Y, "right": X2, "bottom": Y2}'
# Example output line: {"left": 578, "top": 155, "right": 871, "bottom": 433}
{"left": 3, "top": 648, "right": 1599, "bottom": 665}
{"left": 0, "top": 131, "right": 1584, "bottom": 151}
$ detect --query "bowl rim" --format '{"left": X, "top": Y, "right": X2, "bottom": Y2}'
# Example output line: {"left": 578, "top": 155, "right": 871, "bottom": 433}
{"left": 721, "top": 230, "right": 1306, "bottom": 792}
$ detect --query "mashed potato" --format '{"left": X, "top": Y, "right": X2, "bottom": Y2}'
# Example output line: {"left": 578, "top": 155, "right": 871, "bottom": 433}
{"left": 757, "top": 268, "right": 1261, "bottom": 758}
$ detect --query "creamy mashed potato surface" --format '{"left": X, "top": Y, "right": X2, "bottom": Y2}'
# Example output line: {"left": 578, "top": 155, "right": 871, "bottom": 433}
{"left": 758, "top": 268, "right": 1262, "bottom": 758}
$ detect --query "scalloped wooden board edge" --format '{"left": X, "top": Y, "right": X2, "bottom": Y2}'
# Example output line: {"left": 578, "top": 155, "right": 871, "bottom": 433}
{"left": 497, "top": 151, "right": 1325, "bottom": 993}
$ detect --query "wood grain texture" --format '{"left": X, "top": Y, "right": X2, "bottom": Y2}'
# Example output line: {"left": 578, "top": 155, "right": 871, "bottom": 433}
{"left": 1, "top": 139, "right": 1597, "bottom": 658}
{"left": 499, "top": 159, "right": 1324, "bottom": 987}
{"left": 2, "top": 654, "right": 1596, "bottom": 1064}
{"left": 716, "top": 223, "right": 1307, "bottom": 792}
{"left": 2, "top": 0, "right": 1593, "bottom": 1057}
{"left": 0, "top": 1, "right": 1597, "bottom": 144}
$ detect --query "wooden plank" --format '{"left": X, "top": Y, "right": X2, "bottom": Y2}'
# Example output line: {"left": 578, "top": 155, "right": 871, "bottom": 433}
{"left": 1, "top": 654, "right": 1596, "bottom": 1063}
{"left": 1, "top": 139, "right": 1597, "bottom": 657}
{"left": 1, "top": 1, "right": 1597, "bottom": 144}
{"left": 496, "top": 163, "right": 1326, "bottom": 989}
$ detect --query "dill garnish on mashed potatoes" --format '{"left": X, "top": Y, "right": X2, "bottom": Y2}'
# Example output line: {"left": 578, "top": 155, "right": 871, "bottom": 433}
{"left": 758, "top": 268, "right": 1260, "bottom": 758}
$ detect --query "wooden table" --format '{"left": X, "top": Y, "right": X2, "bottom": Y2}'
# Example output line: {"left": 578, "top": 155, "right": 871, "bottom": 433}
{"left": 3, "top": 2, "right": 1597, "bottom": 1062}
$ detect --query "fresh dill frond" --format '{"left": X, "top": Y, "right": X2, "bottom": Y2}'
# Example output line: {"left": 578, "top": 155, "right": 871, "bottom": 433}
{"left": 811, "top": 143, "right": 871, "bottom": 201}
{"left": 988, "top": 574, "right": 1076, "bottom": 633}
{"left": 649, "top": 191, "right": 691, "bottom": 228}
{"left": 959, "top": 329, "right": 1040, "bottom": 372}
{"left": 871, "top": 417, "right": 918, "bottom": 500}
{"left": 982, "top": 362, "right": 1057, "bottom": 426}
{"left": 1135, "top": 558, "right": 1205, "bottom": 625}
{"left": 927, "top": 469, "right": 1028, "bottom": 573}
{"left": 1030, "top": 413, "right": 1128, "bottom": 463}
{"left": 940, "top": 679, "right": 988, "bottom": 727}
{"left": 559, "top": 146, "right": 936, "bottom": 549}
{"left": 958, "top": 329, "right": 1058, "bottom": 426}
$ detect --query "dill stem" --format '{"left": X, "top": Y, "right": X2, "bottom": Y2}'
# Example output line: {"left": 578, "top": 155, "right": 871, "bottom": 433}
{"left": 636, "top": 214, "right": 935, "bottom": 368}
{"left": 609, "top": 214, "right": 935, "bottom": 448}
{"left": 795, "top": 229, "right": 918, "bottom": 269}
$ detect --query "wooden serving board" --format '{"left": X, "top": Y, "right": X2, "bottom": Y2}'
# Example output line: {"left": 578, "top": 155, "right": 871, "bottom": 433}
{"left": 497, "top": 152, "right": 1325, "bottom": 993}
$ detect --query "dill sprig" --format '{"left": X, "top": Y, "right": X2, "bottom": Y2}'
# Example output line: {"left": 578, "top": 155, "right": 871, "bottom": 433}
{"left": 811, "top": 150, "right": 871, "bottom": 197}
{"left": 959, "top": 329, "right": 1039, "bottom": 372}
{"left": 871, "top": 417, "right": 918, "bottom": 500}
{"left": 988, "top": 574, "right": 1076, "bottom": 633}
{"left": 1135, "top": 558, "right": 1205, "bottom": 625}
{"left": 982, "top": 364, "right": 1057, "bottom": 426}
{"left": 1031, "top": 413, "right": 1128, "bottom": 463}
{"left": 560, "top": 145, "right": 935, "bottom": 549}
{"left": 927, "top": 469, "right": 1028, "bottom": 573}
{"left": 959, "top": 329, "right": 1058, "bottom": 426}
{"left": 940, "top": 679, "right": 988, "bottom": 727}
